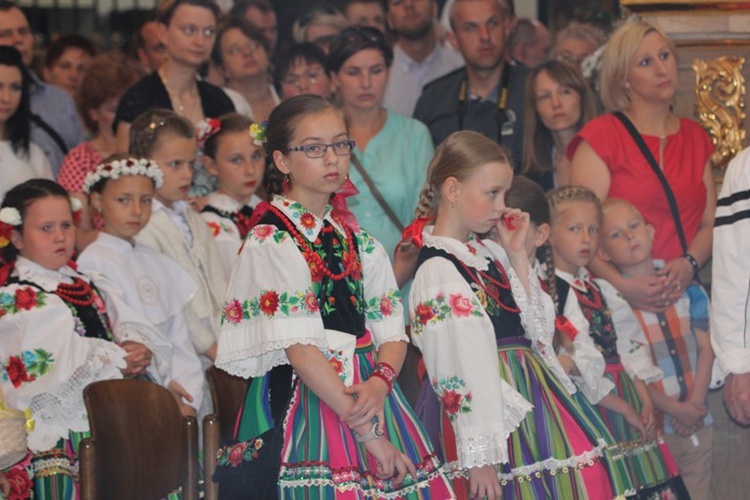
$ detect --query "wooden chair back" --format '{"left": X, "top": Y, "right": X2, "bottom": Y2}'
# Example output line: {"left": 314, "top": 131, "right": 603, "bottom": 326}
{"left": 206, "top": 366, "right": 250, "bottom": 443}
{"left": 79, "top": 379, "right": 199, "bottom": 500}
{"left": 203, "top": 366, "right": 250, "bottom": 500}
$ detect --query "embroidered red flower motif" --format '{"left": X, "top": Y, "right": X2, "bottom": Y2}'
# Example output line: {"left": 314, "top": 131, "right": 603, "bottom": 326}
{"left": 227, "top": 442, "right": 247, "bottom": 467}
{"left": 306, "top": 253, "right": 324, "bottom": 282}
{"left": 14, "top": 287, "right": 37, "bottom": 310}
{"left": 92, "top": 292, "right": 107, "bottom": 313}
{"left": 441, "top": 390, "right": 462, "bottom": 415}
{"left": 304, "top": 292, "right": 319, "bottom": 313}
{"left": 5, "top": 465, "right": 33, "bottom": 499}
{"left": 449, "top": 294, "right": 473, "bottom": 317}
{"left": 299, "top": 212, "right": 316, "bottom": 229}
{"left": 341, "top": 250, "right": 362, "bottom": 280}
{"left": 5, "top": 355, "right": 34, "bottom": 388}
{"left": 252, "top": 225, "right": 273, "bottom": 239}
{"left": 207, "top": 221, "right": 221, "bottom": 237}
{"left": 328, "top": 353, "right": 343, "bottom": 374}
{"left": 224, "top": 300, "right": 244, "bottom": 324}
{"left": 380, "top": 296, "right": 393, "bottom": 316}
{"left": 415, "top": 303, "right": 434, "bottom": 325}
{"left": 259, "top": 291, "right": 280, "bottom": 316}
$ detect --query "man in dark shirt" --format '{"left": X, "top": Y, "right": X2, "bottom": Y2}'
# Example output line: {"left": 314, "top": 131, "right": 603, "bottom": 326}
{"left": 413, "top": 0, "right": 528, "bottom": 168}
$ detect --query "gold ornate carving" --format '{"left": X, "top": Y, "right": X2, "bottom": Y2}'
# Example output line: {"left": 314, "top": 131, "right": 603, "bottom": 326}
{"left": 693, "top": 56, "right": 746, "bottom": 169}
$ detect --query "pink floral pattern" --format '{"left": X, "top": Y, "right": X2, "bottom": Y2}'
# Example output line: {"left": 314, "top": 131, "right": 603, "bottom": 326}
{"left": 411, "top": 291, "right": 483, "bottom": 336}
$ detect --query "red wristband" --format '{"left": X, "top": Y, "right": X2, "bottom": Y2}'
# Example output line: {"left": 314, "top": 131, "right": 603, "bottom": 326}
{"left": 370, "top": 361, "right": 397, "bottom": 392}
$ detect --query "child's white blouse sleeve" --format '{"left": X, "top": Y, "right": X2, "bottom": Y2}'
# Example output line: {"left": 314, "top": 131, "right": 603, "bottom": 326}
{"left": 0, "top": 284, "right": 127, "bottom": 452}
{"left": 482, "top": 240, "right": 577, "bottom": 395}
{"left": 410, "top": 256, "right": 532, "bottom": 470}
{"left": 596, "top": 278, "right": 663, "bottom": 384}
{"left": 215, "top": 225, "right": 328, "bottom": 378}
{"left": 357, "top": 230, "right": 408, "bottom": 347}
{"left": 200, "top": 211, "right": 242, "bottom": 278}
{"left": 562, "top": 293, "right": 614, "bottom": 403}
{"left": 92, "top": 272, "right": 174, "bottom": 384}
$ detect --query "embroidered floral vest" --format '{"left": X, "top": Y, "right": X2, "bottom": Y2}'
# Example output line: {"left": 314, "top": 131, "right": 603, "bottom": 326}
{"left": 417, "top": 246, "right": 524, "bottom": 340}
{"left": 201, "top": 204, "right": 255, "bottom": 239}
{"left": 260, "top": 210, "right": 366, "bottom": 337}
{"left": 8, "top": 276, "right": 115, "bottom": 341}
{"left": 573, "top": 280, "right": 619, "bottom": 360}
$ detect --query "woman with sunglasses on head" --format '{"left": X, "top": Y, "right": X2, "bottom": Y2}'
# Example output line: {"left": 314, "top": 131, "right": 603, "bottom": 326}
{"left": 114, "top": 0, "right": 235, "bottom": 196}
{"left": 327, "top": 27, "right": 434, "bottom": 279}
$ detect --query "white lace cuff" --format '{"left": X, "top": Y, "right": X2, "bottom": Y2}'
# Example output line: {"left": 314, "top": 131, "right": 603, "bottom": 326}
{"left": 116, "top": 321, "right": 173, "bottom": 382}
{"left": 216, "top": 337, "right": 329, "bottom": 378}
{"left": 27, "top": 339, "right": 126, "bottom": 452}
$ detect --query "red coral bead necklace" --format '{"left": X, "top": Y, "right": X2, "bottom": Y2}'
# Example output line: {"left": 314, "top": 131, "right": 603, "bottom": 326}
{"left": 55, "top": 278, "right": 96, "bottom": 306}
{"left": 268, "top": 205, "right": 359, "bottom": 281}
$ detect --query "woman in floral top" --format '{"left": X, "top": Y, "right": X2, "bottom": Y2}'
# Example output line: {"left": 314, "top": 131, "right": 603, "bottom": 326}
{"left": 214, "top": 95, "right": 452, "bottom": 498}
{"left": 409, "top": 131, "right": 620, "bottom": 500}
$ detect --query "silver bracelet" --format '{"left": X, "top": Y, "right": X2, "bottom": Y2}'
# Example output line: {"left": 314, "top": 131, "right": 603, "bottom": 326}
{"left": 355, "top": 420, "right": 384, "bottom": 443}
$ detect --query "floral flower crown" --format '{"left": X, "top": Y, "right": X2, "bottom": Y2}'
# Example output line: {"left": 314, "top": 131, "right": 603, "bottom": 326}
{"left": 0, "top": 198, "right": 82, "bottom": 248}
{"left": 82, "top": 158, "right": 164, "bottom": 194}
{"left": 249, "top": 121, "right": 267, "bottom": 146}
{"left": 196, "top": 118, "right": 222, "bottom": 149}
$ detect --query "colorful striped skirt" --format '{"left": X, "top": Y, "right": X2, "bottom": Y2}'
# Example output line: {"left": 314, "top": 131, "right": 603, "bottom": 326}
{"left": 436, "top": 337, "right": 617, "bottom": 500}
{"left": 278, "top": 332, "right": 454, "bottom": 499}
{"left": 28, "top": 432, "right": 86, "bottom": 500}
{"left": 599, "top": 359, "right": 688, "bottom": 499}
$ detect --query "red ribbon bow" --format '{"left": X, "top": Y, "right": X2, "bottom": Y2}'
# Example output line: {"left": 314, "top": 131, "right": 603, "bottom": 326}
{"left": 555, "top": 315, "right": 579, "bottom": 341}
{"left": 331, "top": 178, "right": 360, "bottom": 231}
{"left": 400, "top": 216, "right": 433, "bottom": 249}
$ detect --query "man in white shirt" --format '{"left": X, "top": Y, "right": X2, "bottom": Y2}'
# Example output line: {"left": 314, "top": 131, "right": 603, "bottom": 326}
{"left": 712, "top": 147, "right": 750, "bottom": 424}
{"left": 382, "top": 0, "right": 464, "bottom": 117}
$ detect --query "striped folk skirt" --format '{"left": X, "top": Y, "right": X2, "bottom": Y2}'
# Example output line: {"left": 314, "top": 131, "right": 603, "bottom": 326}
{"left": 599, "top": 359, "right": 688, "bottom": 499}
{"left": 279, "top": 333, "right": 454, "bottom": 499}
{"left": 437, "top": 337, "right": 618, "bottom": 500}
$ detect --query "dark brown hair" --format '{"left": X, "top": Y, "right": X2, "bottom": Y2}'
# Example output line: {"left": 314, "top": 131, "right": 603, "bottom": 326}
{"left": 203, "top": 112, "right": 254, "bottom": 159}
{"left": 522, "top": 60, "right": 597, "bottom": 177}
{"left": 129, "top": 108, "right": 195, "bottom": 157}
{"left": 263, "top": 94, "right": 345, "bottom": 198}
{"left": 77, "top": 52, "right": 143, "bottom": 134}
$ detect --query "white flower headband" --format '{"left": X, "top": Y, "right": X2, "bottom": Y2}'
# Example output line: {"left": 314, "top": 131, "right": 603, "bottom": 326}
{"left": 82, "top": 158, "right": 164, "bottom": 194}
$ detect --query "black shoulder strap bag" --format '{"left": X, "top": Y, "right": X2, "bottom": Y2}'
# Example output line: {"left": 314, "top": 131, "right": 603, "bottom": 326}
{"left": 613, "top": 111, "right": 688, "bottom": 252}
{"left": 613, "top": 111, "right": 702, "bottom": 283}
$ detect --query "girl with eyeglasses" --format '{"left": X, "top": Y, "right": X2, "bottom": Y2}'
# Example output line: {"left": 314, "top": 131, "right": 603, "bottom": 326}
{"left": 212, "top": 17, "right": 280, "bottom": 123}
{"left": 213, "top": 94, "right": 453, "bottom": 499}
{"left": 114, "top": 0, "right": 235, "bottom": 197}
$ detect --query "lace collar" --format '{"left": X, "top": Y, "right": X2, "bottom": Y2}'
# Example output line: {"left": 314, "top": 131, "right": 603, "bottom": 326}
{"left": 555, "top": 267, "right": 590, "bottom": 293}
{"left": 271, "top": 195, "right": 342, "bottom": 242}
{"left": 14, "top": 257, "right": 80, "bottom": 291}
{"left": 206, "top": 192, "right": 262, "bottom": 214}
{"left": 422, "top": 230, "right": 492, "bottom": 270}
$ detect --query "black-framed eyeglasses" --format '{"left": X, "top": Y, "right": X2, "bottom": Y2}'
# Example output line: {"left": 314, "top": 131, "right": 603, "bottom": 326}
{"left": 285, "top": 140, "right": 355, "bottom": 158}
